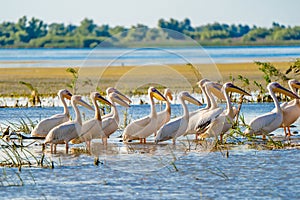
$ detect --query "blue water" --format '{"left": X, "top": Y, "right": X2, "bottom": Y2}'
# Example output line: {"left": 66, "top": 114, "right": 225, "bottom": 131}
{"left": 0, "top": 46, "right": 300, "bottom": 68}
{"left": 1, "top": 103, "right": 300, "bottom": 199}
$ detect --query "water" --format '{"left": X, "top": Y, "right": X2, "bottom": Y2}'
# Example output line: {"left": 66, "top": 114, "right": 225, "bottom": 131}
{"left": 1, "top": 103, "right": 300, "bottom": 199}
{"left": 0, "top": 46, "right": 300, "bottom": 68}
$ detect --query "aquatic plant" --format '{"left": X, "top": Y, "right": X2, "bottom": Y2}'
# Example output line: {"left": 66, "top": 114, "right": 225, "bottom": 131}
{"left": 19, "top": 81, "right": 41, "bottom": 106}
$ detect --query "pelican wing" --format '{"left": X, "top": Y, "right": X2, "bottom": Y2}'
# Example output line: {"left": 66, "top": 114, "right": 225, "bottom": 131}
{"left": 195, "top": 108, "right": 223, "bottom": 133}
{"left": 102, "top": 117, "right": 119, "bottom": 137}
{"left": 71, "top": 119, "right": 103, "bottom": 143}
{"left": 123, "top": 116, "right": 152, "bottom": 140}
{"left": 246, "top": 112, "right": 280, "bottom": 135}
{"left": 31, "top": 113, "right": 68, "bottom": 137}
{"left": 155, "top": 118, "right": 182, "bottom": 142}
{"left": 45, "top": 122, "right": 78, "bottom": 144}
{"left": 156, "top": 110, "right": 171, "bottom": 130}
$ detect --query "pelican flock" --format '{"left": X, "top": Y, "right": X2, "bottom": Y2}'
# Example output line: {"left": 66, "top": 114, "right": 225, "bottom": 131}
{"left": 155, "top": 91, "right": 202, "bottom": 144}
{"left": 31, "top": 89, "right": 73, "bottom": 137}
{"left": 24, "top": 78, "right": 300, "bottom": 154}
{"left": 245, "top": 82, "right": 299, "bottom": 139}
{"left": 44, "top": 95, "right": 94, "bottom": 153}
{"left": 122, "top": 87, "right": 167, "bottom": 144}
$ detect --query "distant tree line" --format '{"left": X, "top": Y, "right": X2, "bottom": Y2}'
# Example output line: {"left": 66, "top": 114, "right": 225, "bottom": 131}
{"left": 1, "top": 16, "right": 300, "bottom": 48}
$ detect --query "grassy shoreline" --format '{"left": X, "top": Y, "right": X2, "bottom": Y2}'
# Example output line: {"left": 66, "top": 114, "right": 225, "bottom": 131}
{"left": 0, "top": 61, "right": 292, "bottom": 96}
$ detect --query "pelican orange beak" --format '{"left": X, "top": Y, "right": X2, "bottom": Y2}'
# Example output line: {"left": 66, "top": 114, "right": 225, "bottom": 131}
{"left": 224, "top": 83, "right": 251, "bottom": 96}
{"left": 272, "top": 82, "right": 300, "bottom": 99}
{"left": 182, "top": 92, "right": 202, "bottom": 106}
{"left": 289, "top": 79, "right": 300, "bottom": 90}
{"left": 111, "top": 93, "right": 130, "bottom": 108}
{"left": 209, "top": 82, "right": 226, "bottom": 100}
{"left": 77, "top": 98, "right": 94, "bottom": 111}
{"left": 114, "top": 90, "right": 132, "bottom": 104}
{"left": 150, "top": 87, "right": 167, "bottom": 101}
{"left": 164, "top": 88, "right": 173, "bottom": 101}
{"left": 95, "top": 93, "right": 112, "bottom": 106}
{"left": 64, "top": 90, "right": 73, "bottom": 100}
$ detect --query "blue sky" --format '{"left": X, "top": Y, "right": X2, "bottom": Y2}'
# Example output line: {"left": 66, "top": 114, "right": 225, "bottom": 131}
{"left": 1, "top": 0, "right": 299, "bottom": 27}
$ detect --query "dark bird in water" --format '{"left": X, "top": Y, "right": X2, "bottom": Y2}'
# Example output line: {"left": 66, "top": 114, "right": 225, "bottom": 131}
{"left": 2, "top": 126, "right": 11, "bottom": 141}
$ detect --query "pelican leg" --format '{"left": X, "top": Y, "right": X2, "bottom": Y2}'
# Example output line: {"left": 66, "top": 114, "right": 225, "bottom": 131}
{"left": 139, "top": 138, "right": 143, "bottom": 144}
{"left": 287, "top": 126, "right": 292, "bottom": 138}
{"left": 86, "top": 141, "right": 91, "bottom": 152}
{"left": 143, "top": 138, "right": 146, "bottom": 144}
{"left": 102, "top": 137, "right": 108, "bottom": 146}
{"left": 65, "top": 142, "right": 69, "bottom": 154}
{"left": 283, "top": 127, "right": 287, "bottom": 137}
{"left": 50, "top": 144, "right": 53, "bottom": 154}
{"left": 172, "top": 138, "right": 176, "bottom": 145}
{"left": 220, "top": 134, "right": 223, "bottom": 144}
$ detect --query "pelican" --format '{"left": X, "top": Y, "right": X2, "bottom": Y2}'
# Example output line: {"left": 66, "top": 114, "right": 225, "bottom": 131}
{"left": 200, "top": 82, "right": 251, "bottom": 142}
{"left": 31, "top": 89, "right": 73, "bottom": 137}
{"left": 101, "top": 90, "right": 131, "bottom": 139}
{"left": 44, "top": 95, "right": 94, "bottom": 154}
{"left": 122, "top": 87, "right": 167, "bottom": 143}
{"left": 186, "top": 79, "right": 225, "bottom": 137}
{"left": 245, "top": 82, "right": 299, "bottom": 139}
{"left": 156, "top": 88, "right": 173, "bottom": 132}
{"left": 102, "top": 87, "right": 132, "bottom": 120}
{"left": 155, "top": 91, "right": 202, "bottom": 144}
{"left": 70, "top": 92, "right": 112, "bottom": 151}
{"left": 278, "top": 79, "right": 300, "bottom": 137}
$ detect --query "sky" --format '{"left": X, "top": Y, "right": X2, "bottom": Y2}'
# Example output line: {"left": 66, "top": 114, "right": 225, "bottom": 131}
{"left": 1, "top": 0, "right": 299, "bottom": 27}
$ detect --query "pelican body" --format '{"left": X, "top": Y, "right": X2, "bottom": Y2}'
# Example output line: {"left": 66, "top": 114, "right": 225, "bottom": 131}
{"left": 245, "top": 82, "right": 299, "bottom": 138}
{"left": 200, "top": 82, "right": 251, "bottom": 141}
{"left": 70, "top": 92, "right": 112, "bottom": 150}
{"left": 44, "top": 95, "right": 94, "bottom": 154}
{"left": 101, "top": 88, "right": 131, "bottom": 138}
{"left": 187, "top": 80, "right": 225, "bottom": 136}
{"left": 31, "top": 89, "right": 72, "bottom": 137}
{"left": 122, "top": 87, "right": 167, "bottom": 143}
{"left": 280, "top": 79, "right": 300, "bottom": 136}
{"left": 155, "top": 91, "right": 202, "bottom": 144}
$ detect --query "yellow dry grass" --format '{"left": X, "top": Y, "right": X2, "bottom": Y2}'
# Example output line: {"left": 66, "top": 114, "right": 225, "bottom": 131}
{"left": 0, "top": 61, "right": 293, "bottom": 96}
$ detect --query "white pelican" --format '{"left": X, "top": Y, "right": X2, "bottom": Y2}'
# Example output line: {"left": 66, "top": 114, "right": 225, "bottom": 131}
{"left": 186, "top": 79, "right": 225, "bottom": 136}
{"left": 155, "top": 91, "right": 202, "bottom": 144}
{"left": 122, "top": 87, "right": 167, "bottom": 143}
{"left": 44, "top": 95, "right": 94, "bottom": 154}
{"left": 200, "top": 82, "right": 251, "bottom": 142}
{"left": 156, "top": 88, "right": 173, "bottom": 132}
{"left": 70, "top": 92, "right": 112, "bottom": 151}
{"left": 278, "top": 79, "right": 300, "bottom": 137}
{"left": 101, "top": 90, "right": 131, "bottom": 139}
{"left": 102, "top": 87, "right": 132, "bottom": 120}
{"left": 31, "top": 89, "right": 73, "bottom": 137}
{"left": 245, "top": 82, "right": 299, "bottom": 139}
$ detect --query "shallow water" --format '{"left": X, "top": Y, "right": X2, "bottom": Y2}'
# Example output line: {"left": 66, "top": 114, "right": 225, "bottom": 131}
{"left": 1, "top": 103, "right": 300, "bottom": 199}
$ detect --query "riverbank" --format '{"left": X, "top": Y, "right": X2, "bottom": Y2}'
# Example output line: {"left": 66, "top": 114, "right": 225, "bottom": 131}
{"left": 0, "top": 61, "right": 292, "bottom": 96}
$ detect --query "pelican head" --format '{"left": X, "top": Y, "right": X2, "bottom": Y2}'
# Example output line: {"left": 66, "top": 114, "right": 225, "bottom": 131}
{"left": 269, "top": 82, "right": 299, "bottom": 99}
{"left": 149, "top": 87, "right": 167, "bottom": 101}
{"left": 180, "top": 91, "right": 202, "bottom": 106}
{"left": 204, "top": 82, "right": 226, "bottom": 100}
{"left": 223, "top": 82, "right": 251, "bottom": 96}
{"left": 288, "top": 79, "right": 300, "bottom": 93}
{"left": 197, "top": 79, "right": 210, "bottom": 87}
{"left": 164, "top": 88, "right": 173, "bottom": 101}
{"left": 91, "top": 92, "right": 112, "bottom": 106}
{"left": 58, "top": 89, "right": 72, "bottom": 100}
{"left": 106, "top": 87, "right": 132, "bottom": 104}
{"left": 72, "top": 95, "right": 94, "bottom": 110}
{"left": 109, "top": 92, "right": 130, "bottom": 108}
